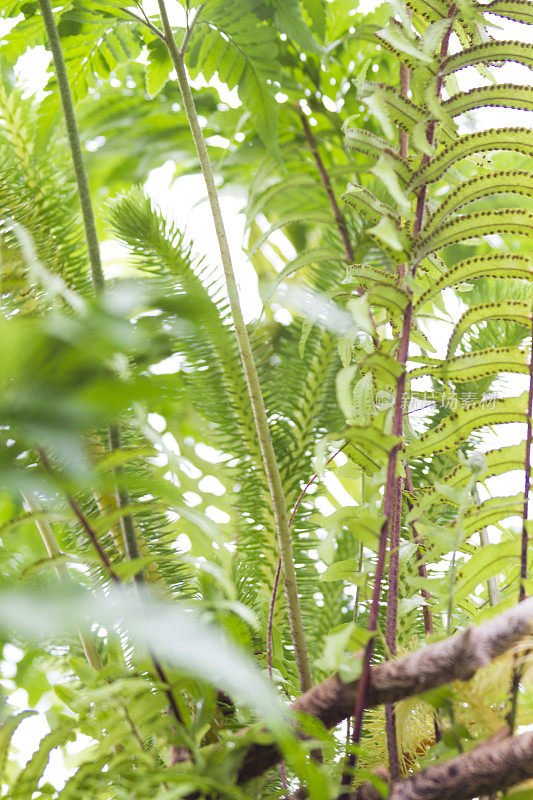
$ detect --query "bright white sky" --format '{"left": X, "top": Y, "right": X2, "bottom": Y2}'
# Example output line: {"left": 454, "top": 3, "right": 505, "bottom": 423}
{"left": 0, "top": 0, "right": 532, "bottom": 790}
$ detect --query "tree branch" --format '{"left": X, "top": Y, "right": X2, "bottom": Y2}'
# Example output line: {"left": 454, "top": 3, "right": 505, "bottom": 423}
{"left": 349, "top": 728, "right": 533, "bottom": 800}
{"left": 156, "top": 0, "right": 312, "bottom": 692}
{"left": 237, "top": 598, "right": 533, "bottom": 783}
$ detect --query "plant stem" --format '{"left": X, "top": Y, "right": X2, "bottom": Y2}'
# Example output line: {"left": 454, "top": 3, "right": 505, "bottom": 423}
{"left": 38, "top": 0, "right": 144, "bottom": 578}
{"left": 404, "top": 464, "right": 441, "bottom": 743}
{"left": 39, "top": 0, "right": 185, "bottom": 726}
{"left": 180, "top": 2, "right": 205, "bottom": 56}
{"left": 40, "top": 450, "right": 184, "bottom": 723}
{"left": 384, "top": 54, "right": 411, "bottom": 773}
{"left": 156, "top": 0, "right": 312, "bottom": 693}
{"left": 404, "top": 464, "right": 434, "bottom": 637}
{"left": 340, "top": 11, "right": 456, "bottom": 792}
{"left": 412, "top": 7, "right": 457, "bottom": 239}
{"left": 340, "top": 387, "right": 406, "bottom": 794}
{"left": 353, "top": 543, "right": 364, "bottom": 625}
{"left": 107, "top": 425, "right": 144, "bottom": 578}
{"left": 385, "top": 472, "right": 402, "bottom": 781}
{"left": 39, "top": 449, "right": 121, "bottom": 582}
{"left": 23, "top": 493, "right": 103, "bottom": 671}
{"left": 519, "top": 312, "right": 533, "bottom": 604}
{"left": 296, "top": 103, "right": 354, "bottom": 263}
{"left": 473, "top": 487, "right": 500, "bottom": 607}
{"left": 296, "top": 102, "right": 379, "bottom": 340}
{"left": 267, "top": 444, "right": 348, "bottom": 679}
{"left": 267, "top": 559, "right": 282, "bottom": 681}
{"left": 37, "top": 0, "right": 104, "bottom": 293}
{"left": 507, "top": 309, "right": 533, "bottom": 734}
{"left": 121, "top": 7, "right": 165, "bottom": 40}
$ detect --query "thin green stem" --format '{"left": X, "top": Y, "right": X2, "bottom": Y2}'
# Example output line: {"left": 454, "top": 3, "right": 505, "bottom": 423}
{"left": 37, "top": 0, "right": 104, "bottom": 293}
{"left": 180, "top": 2, "right": 205, "bottom": 56}
{"left": 156, "top": 0, "right": 312, "bottom": 692}
{"left": 38, "top": 0, "right": 144, "bottom": 582}
{"left": 38, "top": 0, "right": 181, "bottom": 723}
{"left": 447, "top": 479, "right": 474, "bottom": 636}
{"left": 121, "top": 6, "right": 165, "bottom": 40}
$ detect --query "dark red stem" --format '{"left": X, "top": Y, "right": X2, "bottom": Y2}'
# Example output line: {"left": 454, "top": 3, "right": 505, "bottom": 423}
{"left": 340, "top": 10, "right": 457, "bottom": 793}
{"left": 508, "top": 310, "right": 533, "bottom": 733}
{"left": 296, "top": 103, "right": 355, "bottom": 263}
{"left": 519, "top": 311, "right": 533, "bottom": 604}
{"left": 38, "top": 449, "right": 184, "bottom": 727}
{"left": 267, "top": 559, "right": 282, "bottom": 681}
{"left": 412, "top": 8, "right": 457, "bottom": 239}
{"left": 385, "top": 473, "right": 402, "bottom": 781}
{"left": 384, "top": 54, "right": 411, "bottom": 775}
{"left": 404, "top": 464, "right": 434, "bottom": 638}
{"left": 405, "top": 463, "right": 441, "bottom": 743}
{"left": 39, "top": 449, "right": 121, "bottom": 583}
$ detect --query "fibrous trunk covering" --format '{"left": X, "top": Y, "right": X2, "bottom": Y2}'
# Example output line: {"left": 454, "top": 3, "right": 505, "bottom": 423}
{"left": 237, "top": 599, "right": 533, "bottom": 785}
{"left": 352, "top": 728, "right": 533, "bottom": 800}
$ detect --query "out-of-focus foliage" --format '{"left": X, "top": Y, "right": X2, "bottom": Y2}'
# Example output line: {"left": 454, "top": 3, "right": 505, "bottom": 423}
{"left": 0, "top": 0, "right": 532, "bottom": 797}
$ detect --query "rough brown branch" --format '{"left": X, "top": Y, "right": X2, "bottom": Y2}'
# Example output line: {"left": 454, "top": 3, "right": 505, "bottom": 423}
{"left": 237, "top": 599, "right": 533, "bottom": 782}
{"left": 350, "top": 727, "right": 533, "bottom": 800}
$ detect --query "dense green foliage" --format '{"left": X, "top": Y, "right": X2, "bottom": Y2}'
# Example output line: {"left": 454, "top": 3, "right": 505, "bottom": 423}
{"left": 0, "top": 0, "right": 532, "bottom": 798}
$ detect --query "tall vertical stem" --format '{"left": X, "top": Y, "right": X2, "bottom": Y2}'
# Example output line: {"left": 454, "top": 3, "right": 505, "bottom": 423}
{"left": 384, "top": 56, "right": 411, "bottom": 782}
{"left": 519, "top": 315, "right": 533, "bottom": 604}
{"left": 37, "top": 0, "right": 103, "bottom": 293}
{"left": 340, "top": 11, "right": 456, "bottom": 793}
{"left": 38, "top": 0, "right": 181, "bottom": 723}
{"left": 385, "top": 473, "right": 402, "bottom": 781}
{"left": 508, "top": 310, "right": 533, "bottom": 733}
{"left": 156, "top": 0, "right": 312, "bottom": 692}
{"left": 37, "top": 0, "right": 142, "bottom": 575}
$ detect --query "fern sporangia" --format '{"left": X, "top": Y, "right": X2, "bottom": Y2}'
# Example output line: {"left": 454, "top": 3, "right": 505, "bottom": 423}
{"left": 0, "top": 0, "right": 532, "bottom": 798}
